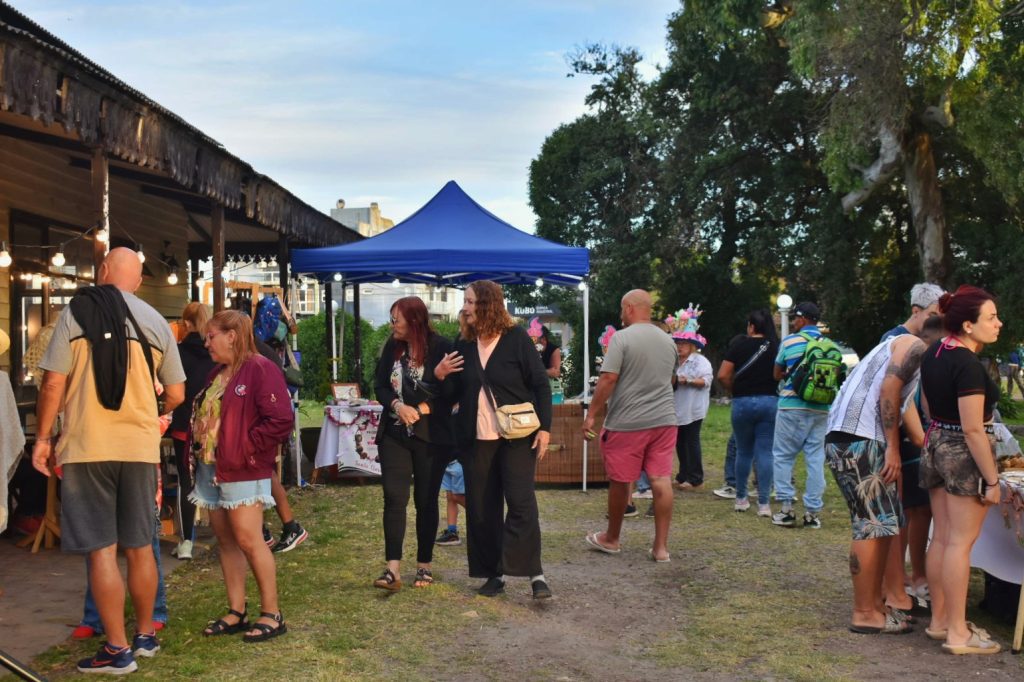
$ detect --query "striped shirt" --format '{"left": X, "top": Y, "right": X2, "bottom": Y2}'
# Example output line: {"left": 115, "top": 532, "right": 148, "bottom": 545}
{"left": 775, "top": 325, "right": 827, "bottom": 412}
{"left": 827, "top": 336, "right": 919, "bottom": 443}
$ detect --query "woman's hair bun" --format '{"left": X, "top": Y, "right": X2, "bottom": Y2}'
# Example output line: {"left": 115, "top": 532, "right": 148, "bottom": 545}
{"left": 938, "top": 292, "right": 954, "bottom": 312}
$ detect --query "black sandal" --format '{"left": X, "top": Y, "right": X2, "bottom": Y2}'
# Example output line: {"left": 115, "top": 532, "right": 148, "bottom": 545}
{"left": 204, "top": 606, "right": 248, "bottom": 637}
{"left": 413, "top": 568, "right": 434, "bottom": 588}
{"left": 373, "top": 568, "right": 402, "bottom": 591}
{"left": 243, "top": 611, "right": 287, "bottom": 643}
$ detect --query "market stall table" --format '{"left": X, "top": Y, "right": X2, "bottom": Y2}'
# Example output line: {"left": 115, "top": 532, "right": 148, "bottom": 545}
{"left": 970, "top": 472, "right": 1024, "bottom": 653}
{"left": 314, "top": 403, "right": 383, "bottom": 477}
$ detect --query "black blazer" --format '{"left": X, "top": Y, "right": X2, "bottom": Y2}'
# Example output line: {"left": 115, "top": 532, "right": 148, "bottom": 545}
{"left": 452, "top": 325, "right": 552, "bottom": 449}
{"left": 373, "top": 332, "right": 456, "bottom": 446}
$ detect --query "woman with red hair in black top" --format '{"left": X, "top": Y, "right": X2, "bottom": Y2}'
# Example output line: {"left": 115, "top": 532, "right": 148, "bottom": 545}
{"left": 372, "top": 296, "right": 462, "bottom": 591}
{"left": 919, "top": 285, "right": 1003, "bottom": 655}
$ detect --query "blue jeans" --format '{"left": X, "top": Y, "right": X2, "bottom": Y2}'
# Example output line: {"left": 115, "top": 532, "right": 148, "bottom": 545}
{"left": 731, "top": 396, "right": 777, "bottom": 504}
{"left": 636, "top": 470, "right": 651, "bottom": 493}
{"left": 771, "top": 408, "right": 828, "bottom": 512}
{"left": 81, "top": 516, "right": 167, "bottom": 631}
{"left": 723, "top": 433, "right": 737, "bottom": 488}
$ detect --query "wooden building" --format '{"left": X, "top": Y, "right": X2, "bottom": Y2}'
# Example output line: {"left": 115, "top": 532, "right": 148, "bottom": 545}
{"left": 0, "top": 5, "right": 609, "bottom": 502}
{"left": 0, "top": 2, "right": 359, "bottom": 386}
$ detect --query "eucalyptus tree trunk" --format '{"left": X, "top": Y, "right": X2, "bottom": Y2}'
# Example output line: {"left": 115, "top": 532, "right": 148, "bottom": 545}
{"left": 902, "top": 130, "right": 952, "bottom": 287}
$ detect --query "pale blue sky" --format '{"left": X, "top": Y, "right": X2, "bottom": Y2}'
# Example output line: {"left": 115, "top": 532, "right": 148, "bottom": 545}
{"left": 15, "top": 0, "right": 680, "bottom": 230}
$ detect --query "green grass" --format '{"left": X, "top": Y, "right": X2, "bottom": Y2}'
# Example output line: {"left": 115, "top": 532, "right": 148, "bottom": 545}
{"left": 22, "top": 404, "right": 1024, "bottom": 680}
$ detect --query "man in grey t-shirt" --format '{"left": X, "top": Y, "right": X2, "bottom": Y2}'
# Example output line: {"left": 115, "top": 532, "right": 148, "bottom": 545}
{"left": 583, "top": 289, "right": 678, "bottom": 562}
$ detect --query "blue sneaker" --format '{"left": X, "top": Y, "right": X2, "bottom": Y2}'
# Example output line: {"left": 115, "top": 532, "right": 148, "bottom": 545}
{"left": 132, "top": 631, "right": 160, "bottom": 658}
{"left": 77, "top": 642, "right": 138, "bottom": 674}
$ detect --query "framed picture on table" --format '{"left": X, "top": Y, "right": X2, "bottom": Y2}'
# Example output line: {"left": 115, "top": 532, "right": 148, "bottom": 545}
{"left": 331, "top": 383, "right": 362, "bottom": 401}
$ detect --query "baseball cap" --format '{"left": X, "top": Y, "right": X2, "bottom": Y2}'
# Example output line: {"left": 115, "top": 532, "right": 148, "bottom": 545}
{"left": 791, "top": 302, "right": 820, "bottom": 322}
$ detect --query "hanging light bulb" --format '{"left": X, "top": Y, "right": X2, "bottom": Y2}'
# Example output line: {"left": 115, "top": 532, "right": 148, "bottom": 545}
{"left": 137, "top": 249, "right": 146, "bottom": 263}
{"left": 51, "top": 250, "right": 66, "bottom": 267}
{"left": 300, "top": 279, "right": 309, "bottom": 291}
{"left": 96, "top": 227, "right": 109, "bottom": 243}
{"left": 391, "top": 278, "right": 400, "bottom": 287}
{"left": 333, "top": 272, "right": 342, "bottom": 282}
{"left": 269, "top": 257, "right": 278, "bottom": 268}
{"left": 167, "top": 269, "right": 179, "bottom": 286}
{"left": 0, "top": 242, "right": 11, "bottom": 268}
{"left": 577, "top": 281, "right": 587, "bottom": 291}
{"left": 535, "top": 277, "right": 544, "bottom": 287}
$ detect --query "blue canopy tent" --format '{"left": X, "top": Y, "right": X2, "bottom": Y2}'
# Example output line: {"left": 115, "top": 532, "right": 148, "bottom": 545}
{"left": 290, "top": 180, "right": 589, "bottom": 286}
{"left": 291, "top": 180, "right": 596, "bottom": 487}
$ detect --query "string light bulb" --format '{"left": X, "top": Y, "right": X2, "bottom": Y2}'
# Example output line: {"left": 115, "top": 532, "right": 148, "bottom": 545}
{"left": 137, "top": 249, "right": 146, "bottom": 263}
{"left": 96, "top": 227, "right": 109, "bottom": 243}
{"left": 333, "top": 273, "right": 342, "bottom": 282}
{"left": 391, "top": 278, "right": 400, "bottom": 287}
{"left": 167, "top": 270, "right": 179, "bottom": 286}
{"left": 577, "top": 281, "right": 587, "bottom": 291}
{"left": 51, "top": 250, "right": 66, "bottom": 267}
{"left": 535, "top": 277, "right": 544, "bottom": 287}
{"left": 0, "top": 242, "right": 11, "bottom": 268}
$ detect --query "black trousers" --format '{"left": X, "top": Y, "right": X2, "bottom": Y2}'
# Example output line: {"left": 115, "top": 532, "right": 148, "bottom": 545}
{"left": 172, "top": 438, "right": 196, "bottom": 542}
{"left": 464, "top": 438, "right": 542, "bottom": 578}
{"left": 675, "top": 420, "right": 705, "bottom": 485}
{"left": 379, "top": 432, "right": 447, "bottom": 564}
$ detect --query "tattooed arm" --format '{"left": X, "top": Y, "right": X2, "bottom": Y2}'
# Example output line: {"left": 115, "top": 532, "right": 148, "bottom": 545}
{"left": 878, "top": 337, "right": 926, "bottom": 483}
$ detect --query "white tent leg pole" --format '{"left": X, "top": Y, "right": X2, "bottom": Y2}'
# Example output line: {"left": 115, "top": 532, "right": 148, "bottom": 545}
{"left": 582, "top": 286, "right": 590, "bottom": 492}
{"left": 333, "top": 278, "right": 344, "bottom": 381}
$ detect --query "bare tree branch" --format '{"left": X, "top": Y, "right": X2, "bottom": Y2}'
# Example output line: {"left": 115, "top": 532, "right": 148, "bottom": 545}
{"left": 841, "top": 124, "right": 903, "bottom": 212}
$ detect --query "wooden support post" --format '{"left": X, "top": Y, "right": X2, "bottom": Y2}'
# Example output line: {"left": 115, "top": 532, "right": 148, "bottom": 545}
{"left": 211, "top": 204, "right": 225, "bottom": 312}
{"left": 189, "top": 256, "right": 200, "bottom": 302}
{"left": 278, "top": 236, "right": 289, "bottom": 307}
{"left": 90, "top": 148, "right": 108, "bottom": 276}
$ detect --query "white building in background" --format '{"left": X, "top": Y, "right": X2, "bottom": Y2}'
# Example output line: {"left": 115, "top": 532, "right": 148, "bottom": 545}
{"left": 328, "top": 199, "right": 462, "bottom": 326}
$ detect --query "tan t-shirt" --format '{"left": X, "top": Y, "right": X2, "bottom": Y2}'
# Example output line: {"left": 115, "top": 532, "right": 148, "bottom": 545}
{"left": 39, "top": 291, "right": 185, "bottom": 465}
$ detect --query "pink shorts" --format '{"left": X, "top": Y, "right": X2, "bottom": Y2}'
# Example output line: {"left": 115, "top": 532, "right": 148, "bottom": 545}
{"left": 600, "top": 426, "right": 677, "bottom": 483}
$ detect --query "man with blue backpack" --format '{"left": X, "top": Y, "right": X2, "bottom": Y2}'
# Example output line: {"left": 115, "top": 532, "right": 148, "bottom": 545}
{"left": 771, "top": 302, "right": 846, "bottom": 530}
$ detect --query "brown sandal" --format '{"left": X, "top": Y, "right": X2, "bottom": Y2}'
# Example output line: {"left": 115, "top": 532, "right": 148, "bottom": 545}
{"left": 373, "top": 568, "right": 402, "bottom": 591}
{"left": 413, "top": 568, "right": 434, "bottom": 587}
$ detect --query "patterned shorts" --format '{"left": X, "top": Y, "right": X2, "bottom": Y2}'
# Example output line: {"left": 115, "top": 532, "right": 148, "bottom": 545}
{"left": 825, "top": 436, "right": 904, "bottom": 541}
{"left": 919, "top": 428, "right": 996, "bottom": 497}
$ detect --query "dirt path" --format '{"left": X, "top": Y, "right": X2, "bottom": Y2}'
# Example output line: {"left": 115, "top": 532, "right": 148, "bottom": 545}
{"left": 419, "top": 489, "right": 1024, "bottom": 682}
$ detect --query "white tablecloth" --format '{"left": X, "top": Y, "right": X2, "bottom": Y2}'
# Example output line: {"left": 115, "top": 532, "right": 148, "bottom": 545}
{"left": 970, "top": 479, "right": 1024, "bottom": 585}
{"left": 314, "top": 404, "right": 384, "bottom": 477}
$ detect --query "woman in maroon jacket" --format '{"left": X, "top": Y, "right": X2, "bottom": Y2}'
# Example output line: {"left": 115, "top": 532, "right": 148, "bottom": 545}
{"left": 189, "top": 310, "right": 294, "bottom": 643}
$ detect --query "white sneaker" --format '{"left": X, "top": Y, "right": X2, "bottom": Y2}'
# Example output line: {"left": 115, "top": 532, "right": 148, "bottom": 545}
{"left": 712, "top": 485, "right": 737, "bottom": 499}
{"left": 734, "top": 498, "right": 750, "bottom": 512}
{"left": 757, "top": 504, "right": 771, "bottom": 517}
{"left": 174, "top": 540, "right": 193, "bottom": 560}
{"left": 632, "top": 489, "right": 654, "bottom": 499}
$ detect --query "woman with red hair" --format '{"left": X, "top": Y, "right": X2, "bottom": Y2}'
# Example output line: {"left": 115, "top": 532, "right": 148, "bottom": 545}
{"left": 920, "top": 285, "right": 1003, "bottom": 654}
{"left": 372, "top": 296, "right": 463, "bottom": 590}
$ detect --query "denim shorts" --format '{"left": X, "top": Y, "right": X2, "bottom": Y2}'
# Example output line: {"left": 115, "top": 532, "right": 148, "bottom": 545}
{"left": 441, "top": 460, "right": 465, "bottom": 494}
{"left": 189, "top": 461, "right": 275, "bottom": 510}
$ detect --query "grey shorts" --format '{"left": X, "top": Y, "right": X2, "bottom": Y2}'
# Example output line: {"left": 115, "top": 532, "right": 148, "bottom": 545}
{"left": 61, "top": 461, "right": 157, "bottom": 553}
{"left": 920, "top": 428, "right": 996, "bottom": 497}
